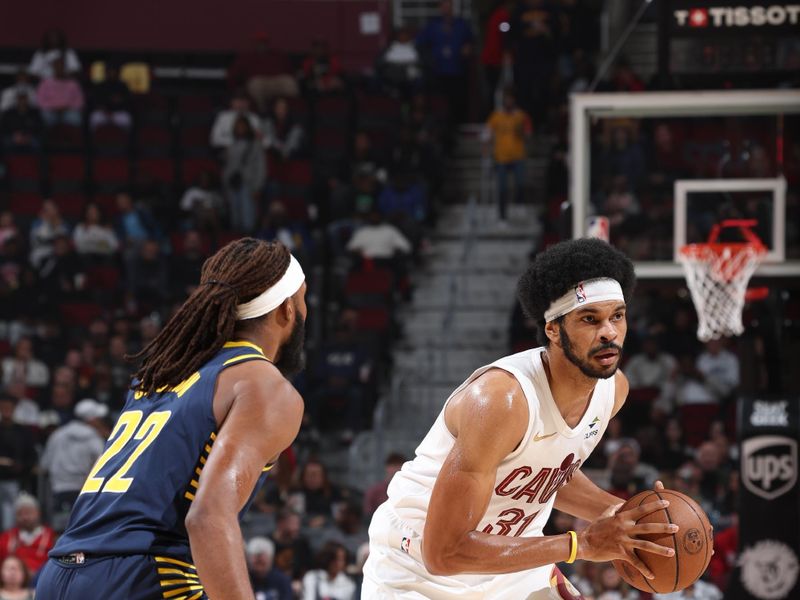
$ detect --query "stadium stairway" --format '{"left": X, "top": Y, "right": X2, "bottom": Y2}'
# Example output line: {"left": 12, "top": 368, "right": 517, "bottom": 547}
{"left": 347, "top": 124, "right": 547, "bottom": 489}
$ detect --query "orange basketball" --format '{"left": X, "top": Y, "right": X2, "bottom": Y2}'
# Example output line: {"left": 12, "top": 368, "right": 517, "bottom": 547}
{"left": 612, "top": 489, "right": 714, "bottom": 594}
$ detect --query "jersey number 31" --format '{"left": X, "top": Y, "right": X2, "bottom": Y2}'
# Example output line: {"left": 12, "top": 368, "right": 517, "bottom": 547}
{"left": 80, "top": 410, "right": 172, "bottom": 494}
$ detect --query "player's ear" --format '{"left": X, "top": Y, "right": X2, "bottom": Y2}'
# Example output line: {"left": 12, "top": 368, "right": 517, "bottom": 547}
{"left": 277, "top": 296, "right": 294, "bottom": 326}
{"left": 544, "top": 319, "right": 561, "bottom": 346}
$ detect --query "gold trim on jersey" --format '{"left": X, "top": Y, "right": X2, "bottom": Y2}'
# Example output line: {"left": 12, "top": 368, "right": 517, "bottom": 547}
{"left": 222, "top": 353, "right": 271, "bottom": 366}
{"left": 184, "top": 432, "right": 216, "bottom": 502}
{"left": 222, "top": 340, "right": 265, "bottom": 354}
{"left": 155, "top": 556, "right": 204, "bottom": 599}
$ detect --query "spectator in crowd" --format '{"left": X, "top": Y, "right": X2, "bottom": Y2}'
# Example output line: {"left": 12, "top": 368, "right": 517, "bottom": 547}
{"left": 1, "top": 338, "right": 49, "bottom": 389}
{"left": 227, "top": 34, "right": 298, "bottom": 112}
{"left": 654, "top": 417, "right": 693, "bottom": 472}
{"left": 271, "top": 509, "right": 313, "bottom": 582}
{"left": 88, "top": 63, "right": 132, "bottom": 130}
{"left": 40, "top": 398, "right": 109, "bottom": 514}
{"left": 480, "top": 0, "right": 513, "bottom": 114}
{"left": 593, "top": 563, "right": 638, "bottom": 600}
{"left": 4, "top": 379, "right": 39, "bottom": 429}
{"left": 301, "top": 40, "right": 344, "bottom": 94}
{"left": 654, "top": 580, "right": 723, "bottom": 600}
{"left": 417, "top": 0, "right": 474, "bottom": 124}
{"left": 39, "top": 381, "right": 77, "bottom": 429}
{"left": 609, "top": 58, "right": 644, "bottom": 93}
{"left": 509, "top": 0, "right": 558, "bottom": 119}
{"left": 695, "top": 339, "right": 740, "bottom": 403}
{"left": 36, "top": 234, "right": 85, "bottom": 301}
{"left": 36, "top": 57, "right": 84, "bottom": 127}
{"left": 624, "top": 336, "right": 677, "bottom": 416}
{"left": 694, "top": 441, "right": 730, "bottom": 520}
{"left": 114, "top": 191, "right": 159, "bottom": 256}
{"left": 126, "top": 239, "right": 168, "bottom": 307}
{"left": 0, "top": 494, "right": 55, "bottom": 576}
{"left": 223, "top": 115, "right": 267, "bottom": 233}
{"left": 72, "top": 203, "right": 120, "bottom": 258}
{"left": 180, "top": 170, "right": 225, "bottom": 232}
{"left": 605, "top": 438, "right": 659, "bottom": 499}
{"left": 0, "top": 70, "right": 37, "bottom": 112}
{"left": 602, "top": 175, "right": 641, "bottom": 235}
{"left": 301, "top": 542, "right": 355, "bottom": 600}
{"left": 0, "top": 212, "right": 18, "bottom": 247}
{"left": 29, "top": 200, "right": 69, "bottom": 271}
{"left": 247, "top": 536, "right": 293, "bottom": 600}
{"left": 28, "top": 29, "right": 81, "bottom": 80}
{"left": 347, "top": 210, "right": 412, "bottom": 262}
{"left": 0, "top": 554, "right": 34, "bottom": 599}
{"left": 288, "top": 460, "right": 342, "bottom": 527}
{"left": 598, "top": 127, "right": 646, "bottom": 191}
{"left": 376, "top": 27, "right": 423, "bottom": 97}
{"left": 315, "top": 503, "right": 368, "bottom": 560}
{"left": 306, "top": 309, "right": 372, "bottom": 440}
{"left": 263, "top": 97, "right": 304, "bottom": 160}
{"left": 169, "top": 230, "right": 207, "bottom": 299}
{"left": 256, "top": 202, "right": 312, "bottom": 266}
{"left": 0, "top": 394, "right": 37, "bottom": 530}
{"left": 484, "top": 87, "right": 532, "bottom": 224}
{"left": 210, "top": 91, "right": 263, "bottom": 150}
{"left": 0, "top": 93, "right": 42, "bottom": 150}
{"left": 351, "top": 542, "right": 370, "bottom": 599}
{"left": 363, "top": 453, "right": 405, "bottom": 517}
{"left": 709, "top": 514, "right": 738, "bottom": 590}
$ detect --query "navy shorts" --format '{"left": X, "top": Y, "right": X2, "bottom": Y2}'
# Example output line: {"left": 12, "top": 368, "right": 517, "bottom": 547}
{"left": 36, "top": 553, "right": 208, "bottom": 600}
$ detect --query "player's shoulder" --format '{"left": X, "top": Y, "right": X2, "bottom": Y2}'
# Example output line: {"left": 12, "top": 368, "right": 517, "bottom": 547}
{"left": 450, "top": 368, "right": 529, "bottom": 432}
{"left": 216, "top": 359, "right": 302, "bottom": 418}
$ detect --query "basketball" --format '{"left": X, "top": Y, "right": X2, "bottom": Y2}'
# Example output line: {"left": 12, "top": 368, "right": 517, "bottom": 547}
{"left": 612, "top": 489, "right": 714, "bottom": 594}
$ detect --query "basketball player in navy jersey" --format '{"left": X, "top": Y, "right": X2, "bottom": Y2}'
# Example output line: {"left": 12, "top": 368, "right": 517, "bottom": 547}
{"left": 37, "top": 239, "right": 306, "bottom": 600}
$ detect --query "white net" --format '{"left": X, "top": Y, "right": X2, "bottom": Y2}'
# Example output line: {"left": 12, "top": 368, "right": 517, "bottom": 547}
{"left": 678, "top": 244, "right": 766, "bottom": 342}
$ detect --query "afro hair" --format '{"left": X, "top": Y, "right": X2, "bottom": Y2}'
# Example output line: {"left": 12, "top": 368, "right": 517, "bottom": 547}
{"left": 517, "top": 238, "right": 636, "bottom": 346}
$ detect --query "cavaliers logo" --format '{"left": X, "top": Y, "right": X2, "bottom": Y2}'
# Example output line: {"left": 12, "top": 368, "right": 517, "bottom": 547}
{"left": 683, "top": 528, "right": 703, "bottom": 555}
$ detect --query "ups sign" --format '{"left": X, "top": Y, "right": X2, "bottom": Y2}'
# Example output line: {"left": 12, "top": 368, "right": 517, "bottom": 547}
{"left": 742, "top": 435, "right": 798, "bottom": 500}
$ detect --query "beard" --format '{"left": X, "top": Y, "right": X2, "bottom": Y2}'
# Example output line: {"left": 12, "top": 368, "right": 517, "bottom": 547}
{"left": 275, "top": 315, "right": 306, "bottom": 378}
{"left": 559, "top": 324, "right": 622, "bottom": 379}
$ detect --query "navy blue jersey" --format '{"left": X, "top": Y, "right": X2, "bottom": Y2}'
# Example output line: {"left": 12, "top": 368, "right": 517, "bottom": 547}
{"left": 52, "top": 341, "right": 273, "bottom": 559}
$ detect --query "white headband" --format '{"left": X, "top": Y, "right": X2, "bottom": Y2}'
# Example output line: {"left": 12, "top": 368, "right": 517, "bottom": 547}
{"left": 544, "top": 277, "right": 624, "bottom": 323}
{"left": 236, "top": 255, "right": 305, "bottom": 320}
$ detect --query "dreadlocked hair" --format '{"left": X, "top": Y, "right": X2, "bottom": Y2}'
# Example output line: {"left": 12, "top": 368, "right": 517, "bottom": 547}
{"left": 128, "top": 238, "right": 291, "bottom": 396}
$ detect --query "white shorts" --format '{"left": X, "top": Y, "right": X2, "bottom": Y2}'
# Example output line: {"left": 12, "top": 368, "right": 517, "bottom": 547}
{"left": 362, "top": 503, "right": 575, "bottom": 600}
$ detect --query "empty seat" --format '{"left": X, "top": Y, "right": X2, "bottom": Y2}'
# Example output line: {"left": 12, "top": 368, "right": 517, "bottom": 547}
{"left": 48, "top": 154, "right": 86, "bottom": 182}
{"left": 136, "top": 157, "right": 176, "bottom": 183}
{"left": 181, "top": 157, "right": 220, "bottom": 184}
{"left": 92, "top": 157, "right": 130, "bottom": 186}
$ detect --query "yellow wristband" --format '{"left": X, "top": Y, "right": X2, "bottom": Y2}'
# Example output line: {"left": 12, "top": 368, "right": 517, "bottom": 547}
{"left": 566, "top": 530, "right": 578, "bottom": 564}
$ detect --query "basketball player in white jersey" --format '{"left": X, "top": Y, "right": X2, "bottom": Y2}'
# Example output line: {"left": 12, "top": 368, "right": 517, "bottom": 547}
{"left": 363, "top": 238, "right": 678, "bottom": 599}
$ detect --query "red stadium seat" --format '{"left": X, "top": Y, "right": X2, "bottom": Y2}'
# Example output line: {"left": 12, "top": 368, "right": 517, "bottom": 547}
{"left": 679, "top": 404, "right": 720, "bottom": 448}
{"left": 91, "top": 124, "right": 130, "bottom": 153}
{"left": 136, "top": 158, "right": 176, "bottom": 183}
{"left": 5, "top": 153, "right": 41, "bottom": 180}
{"left": 48, "top": 154, "right": 86, "bottom": 181}
{"left": 355, "top": 306, "right": 391, "bottom": 333}
{"left": 85, "top": 265, "right": 121, "bottom": 290}
{"left": 137, "top": 124, "right": 172, "bottom": 149}
{"left": 46, "top": 124, "right": 85, "bottom": 150}
{"left": 60, "top": 302, "right": 104, "bottom": 326}
{"left": 179, "top": 125, "right": 211, "bottom": 149}
{"left": 181, "top": 157, "right": 221, "bottom": 184}
{"left": 8, "top": 191, "right": 43, "bottom": 216}
{"left": 52, "top": 192, "right": 87, "bottom": 219}
{"left": 278, "top": 160, "right": 312, "bottom": 186}
{"left": 345, "top": 266, "right": 393, "bottom": 298}
{"left": 170, "top": 231, "right": 211, "bottom": 255}
{"left": 92, "top": 157, "right": 130, "bottom": 186}
{"left": 93, "top": 193, "right": 119, "bottom": 217}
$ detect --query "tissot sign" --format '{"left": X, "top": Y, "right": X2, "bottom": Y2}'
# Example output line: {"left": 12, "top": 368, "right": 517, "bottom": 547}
{"left": 674, "top": 4, "right": 800, "bottom": 28}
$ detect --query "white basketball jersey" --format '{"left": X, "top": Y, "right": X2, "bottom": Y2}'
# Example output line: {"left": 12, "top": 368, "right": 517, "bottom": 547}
{"left": 372, "top": 347, "right": 616, "bottom": 597}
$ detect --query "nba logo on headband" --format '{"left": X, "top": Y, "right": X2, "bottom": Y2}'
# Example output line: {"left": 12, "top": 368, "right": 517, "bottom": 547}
{"left": 575, "top": 284, "right": 587, "bottom": 304}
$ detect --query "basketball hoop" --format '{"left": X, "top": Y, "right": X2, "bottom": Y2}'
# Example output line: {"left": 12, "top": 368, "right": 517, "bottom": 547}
{"left": 678, "top": 220, "right": 767, "bottom": 342}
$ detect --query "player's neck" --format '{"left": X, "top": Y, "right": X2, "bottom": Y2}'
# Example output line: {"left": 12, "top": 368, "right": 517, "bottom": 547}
{"left": 542, "top": 348, "right": 597, "bottom": 427}
{"left": 233, "top": 329, "right": 281, "bottom": 363}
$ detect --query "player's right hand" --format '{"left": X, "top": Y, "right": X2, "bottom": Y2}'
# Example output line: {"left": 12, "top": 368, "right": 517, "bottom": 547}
{"left": 575, "top": 499, "right": 678, "bottom": 579}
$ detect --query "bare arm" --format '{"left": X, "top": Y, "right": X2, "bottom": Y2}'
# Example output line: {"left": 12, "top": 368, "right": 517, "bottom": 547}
{"left": 186, "top": 361, "right": 303, "bottom": 600}
{"left": 554, "top": 470, "right": 623, "bottom": 521}
{"left": 422, "top": 369, "right": 675, "bottom": 579}
{"left": 422, "top": 370, "right": 575, "bottom": 576}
